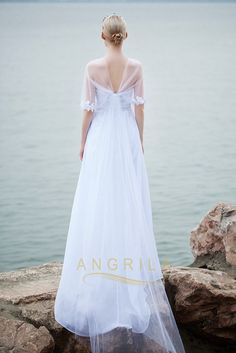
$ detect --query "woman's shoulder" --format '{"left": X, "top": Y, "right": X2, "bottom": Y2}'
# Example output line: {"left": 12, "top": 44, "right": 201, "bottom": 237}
{"left": 86, "top": 57, "right": 105, "bottom": 69}
{"left": 129, "top": 57, "right": 142, "bottom": 67}
{"left": 129, "top": 58, "right": 143, "bottom": 75}
{"left": 85, "top": 57, "right": 107, "bottom": 78}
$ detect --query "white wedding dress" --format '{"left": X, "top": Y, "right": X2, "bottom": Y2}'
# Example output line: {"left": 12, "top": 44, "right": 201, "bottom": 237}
{"left": 54, "top": 57, "right": 186, "bottom": 353}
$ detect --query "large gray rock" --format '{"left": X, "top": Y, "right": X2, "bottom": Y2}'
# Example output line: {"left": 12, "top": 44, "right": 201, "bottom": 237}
{"left": 162, "top": 266, "right": 236, "bottom": 343}
{"left": 190, "top": 202, "right": 236, "bottom": 277}
{"left": 0, "top": 261, "right": 90, "bottom": 353}
{"left": 0, "top": 316, "right": 54, "bottom": 353}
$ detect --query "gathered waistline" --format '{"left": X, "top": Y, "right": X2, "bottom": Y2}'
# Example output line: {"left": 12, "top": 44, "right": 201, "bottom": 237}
{"left": 94, "top": 105, "right": 133, "bottom": 113}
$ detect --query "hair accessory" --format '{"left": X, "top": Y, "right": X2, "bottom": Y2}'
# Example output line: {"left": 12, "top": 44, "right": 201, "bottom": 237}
{"left": 111, "top": 33, "right": 123, "bottom": 39}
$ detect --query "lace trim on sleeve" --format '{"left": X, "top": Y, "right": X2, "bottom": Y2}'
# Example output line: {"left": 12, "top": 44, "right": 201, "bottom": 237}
{"left": 80, "top": 100, "right": 96, "bottom": 112}
{"left": 132, "top": 96, "right": 145, "bottom": 105}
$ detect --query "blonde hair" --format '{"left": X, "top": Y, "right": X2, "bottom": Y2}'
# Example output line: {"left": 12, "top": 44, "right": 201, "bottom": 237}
{"left": 102, "top": 14, "right": 127, "bottom": 46}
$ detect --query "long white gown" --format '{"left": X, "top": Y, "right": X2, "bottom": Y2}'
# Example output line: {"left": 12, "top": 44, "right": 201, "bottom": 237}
{"left": 54, "top": 57, "right": 186, "bottom": 353}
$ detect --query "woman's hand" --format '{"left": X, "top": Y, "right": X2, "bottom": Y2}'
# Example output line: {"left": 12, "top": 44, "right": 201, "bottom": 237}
{"left": 141, "top": 141, "right": 144, "bottom": 154}
{"left": 79, "top": 143, "right": 85, "bottom": 161}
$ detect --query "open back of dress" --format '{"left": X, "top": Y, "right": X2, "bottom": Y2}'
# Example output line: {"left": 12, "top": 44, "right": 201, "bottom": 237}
{"left": 54, "top": 57, "right": 186, "bottom": 353}
{"left": 80, "top": 57, "right": 146, "bottom": 112}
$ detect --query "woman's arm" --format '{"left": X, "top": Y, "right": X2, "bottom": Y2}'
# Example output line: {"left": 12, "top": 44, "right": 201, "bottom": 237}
{"left": 79, "top": 110, "right": 94, "bottom": 161}
{"left": 133, "top": 62, "right": 145, "bottom": 153}
{"left": 80, "top": 63, "right": 96, "bottom": 160}
{"left": 135, "top": 104, "right": 144, "bottom": 153}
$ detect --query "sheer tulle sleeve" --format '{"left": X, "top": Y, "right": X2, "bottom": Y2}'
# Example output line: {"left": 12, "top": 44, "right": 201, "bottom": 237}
{"left": 80, "top": 64, "right": 96, "bottom": 112}
{"left": 132, "top": 63, "right": 146, "bottom": 106}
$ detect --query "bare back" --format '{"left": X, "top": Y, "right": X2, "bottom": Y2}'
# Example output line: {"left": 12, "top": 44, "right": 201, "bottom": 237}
{"left": 80, "top": 56, "right": 145, "bottom": 111}
{"left": 86, "top": 56, "right": 144, "bottom": 94}
{"left": 105, "top": 56, "right": 129, "bottom": 93}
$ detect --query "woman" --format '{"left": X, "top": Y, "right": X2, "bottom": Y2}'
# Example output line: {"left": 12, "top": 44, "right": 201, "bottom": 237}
{"left": 54, "top": 14, "right": 186, "bottom": 353}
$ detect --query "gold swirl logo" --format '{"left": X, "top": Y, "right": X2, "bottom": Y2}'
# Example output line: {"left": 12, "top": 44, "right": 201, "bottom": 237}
{"left": 83, "top": 272, "right": 158, "bottom": 285}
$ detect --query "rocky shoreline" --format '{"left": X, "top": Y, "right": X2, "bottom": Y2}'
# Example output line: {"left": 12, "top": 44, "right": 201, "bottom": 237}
{"left": 0, "top": 202, "right": 235, "bottom": 353}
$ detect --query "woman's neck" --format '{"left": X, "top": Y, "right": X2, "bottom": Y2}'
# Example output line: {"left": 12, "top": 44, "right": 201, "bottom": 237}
{"left": 105, "top": 45, "right": 125, "bottom": 58}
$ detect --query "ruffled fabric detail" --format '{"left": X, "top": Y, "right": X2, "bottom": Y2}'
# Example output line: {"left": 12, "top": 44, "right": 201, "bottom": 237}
{"left": 80, "top": 100, "right": 96, "bottom": 112}
{"left": 132, "top": 96, "right": 145, "bottom": 105}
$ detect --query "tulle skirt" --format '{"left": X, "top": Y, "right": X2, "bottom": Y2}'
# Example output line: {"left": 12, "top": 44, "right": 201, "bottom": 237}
{"left": 54, "top": 105, "right": 186, "bottom": 353}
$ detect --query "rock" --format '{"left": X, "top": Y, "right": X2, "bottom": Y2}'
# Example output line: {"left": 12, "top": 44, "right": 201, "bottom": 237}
{"left": 162, "top": 265, "right": 236, "bottom": 344}
{"left": 190, "top": 202, "right": 236, "bottom": 277}
{"left": 0, "top": 261, "right": 61, "bottom": 305}
{"left": 82, "top": 327, "right": 166, "bottom": 353}
{"left": 0, "top": 261, "right": 91, "bottom": 353}
{"left": 0, "top": 316, "right": 54, "bottom": 353}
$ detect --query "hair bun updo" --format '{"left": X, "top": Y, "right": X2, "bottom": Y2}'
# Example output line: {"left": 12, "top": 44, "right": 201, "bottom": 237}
{"left": 102, "top": 14, "right": 127, "bottom": 46}
{"left": 111, "top": 32, "right": 124, "bottom": 45}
